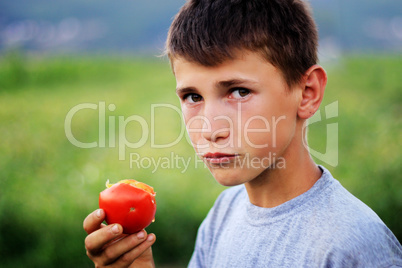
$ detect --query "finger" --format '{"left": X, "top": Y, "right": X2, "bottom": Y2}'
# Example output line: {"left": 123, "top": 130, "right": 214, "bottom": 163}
{"left": 112, "top": 233, "right": 156, "bottom": 267}
{"left": 83, "top": 209, "right": 105, "bottom": 234}
{"left": 99, "top": 230, "right": 151, "bottom": 265}
{"left": 85, "top": 223, "right": 123, "bottom": 255}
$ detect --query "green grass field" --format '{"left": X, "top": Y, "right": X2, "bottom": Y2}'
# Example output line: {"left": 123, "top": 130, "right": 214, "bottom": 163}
{"left": 0, "top": 51, "right": 401, "bottom": 267}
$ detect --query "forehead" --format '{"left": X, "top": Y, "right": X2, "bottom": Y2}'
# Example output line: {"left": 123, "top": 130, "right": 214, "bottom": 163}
{"left": 172, "top": 51, "right": 286, "bottom": 90}
{"left": 172, "top": 51, "right": 266, "bottom": 73}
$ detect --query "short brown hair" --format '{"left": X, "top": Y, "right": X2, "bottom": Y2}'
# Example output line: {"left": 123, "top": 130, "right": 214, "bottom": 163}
{"left": 166, "top": 0, "right": 318, "bottom": 87}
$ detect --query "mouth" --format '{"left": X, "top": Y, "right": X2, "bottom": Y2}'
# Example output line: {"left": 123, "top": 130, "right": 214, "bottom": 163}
{"left": 202, "top": 152, "right": 239, "bottom": 164}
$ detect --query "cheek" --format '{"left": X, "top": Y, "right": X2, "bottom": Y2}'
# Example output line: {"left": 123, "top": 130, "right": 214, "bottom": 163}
{"left": 183, "top": 113, "right": 205, "bottom": 149}
{"left": 242, "top": 117, "right": 272, "bottom": 148}
{"left": 240, "top": 107, "right": 297, "bottom": 151}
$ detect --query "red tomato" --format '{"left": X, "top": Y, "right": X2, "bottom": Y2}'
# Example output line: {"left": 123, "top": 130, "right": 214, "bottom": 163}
{"left": 99, "top": 179, "right": 156, "bottom": 234}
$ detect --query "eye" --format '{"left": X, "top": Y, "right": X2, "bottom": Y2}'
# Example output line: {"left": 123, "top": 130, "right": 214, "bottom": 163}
{"left": 184, "top": 93, "right": 203, "bottom": 103}
{"left": 231, "top": 88, "right": 250, "bottom": 99}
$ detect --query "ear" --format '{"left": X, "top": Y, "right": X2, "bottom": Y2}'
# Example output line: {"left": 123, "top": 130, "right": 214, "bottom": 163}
{"left": 297, "top": 65, "right": 327, "bottom": 119}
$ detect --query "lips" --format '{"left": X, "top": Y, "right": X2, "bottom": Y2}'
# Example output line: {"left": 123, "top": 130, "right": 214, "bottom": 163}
{"left": 203, "top": 152, "right": 239, "bottom": 164}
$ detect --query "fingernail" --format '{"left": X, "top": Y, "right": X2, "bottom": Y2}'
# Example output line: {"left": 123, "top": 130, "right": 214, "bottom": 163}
{"left": 147, "top": 233, "right": 155, "bottom": 242}
{"left": 137, "top": 230, "right": 145, "bottom": 239}
{"left": 96, "top": 209, "right": 103, "bottom": 218}
{"left": 111, "top": 224, "right": 120, "bottom": 234}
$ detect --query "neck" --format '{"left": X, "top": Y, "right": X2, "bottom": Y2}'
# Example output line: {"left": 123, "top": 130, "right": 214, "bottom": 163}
{"left": 244, "top": 127, "right": 322, "bottom": 208}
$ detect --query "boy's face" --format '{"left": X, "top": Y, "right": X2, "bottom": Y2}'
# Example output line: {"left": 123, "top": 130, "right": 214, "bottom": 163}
{"left": 174, "top": 51, "right": 302, "bottom": 186}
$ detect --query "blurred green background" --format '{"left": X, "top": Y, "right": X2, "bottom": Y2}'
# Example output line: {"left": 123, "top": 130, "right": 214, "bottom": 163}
{"left": 0, "top": 50, "right": 400, "bottom": 267}
{"left": 1, "top": 0, "right": 402, "bottom": 267}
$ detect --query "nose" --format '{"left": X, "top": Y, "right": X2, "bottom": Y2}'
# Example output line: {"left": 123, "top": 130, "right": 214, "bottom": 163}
{"left": 201, "top": 104, "right": 231, "bottom": 143}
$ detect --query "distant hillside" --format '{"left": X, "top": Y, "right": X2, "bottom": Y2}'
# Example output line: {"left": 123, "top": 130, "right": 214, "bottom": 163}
{"left": 1, "top": 0, "right": 401, "bottom": 55}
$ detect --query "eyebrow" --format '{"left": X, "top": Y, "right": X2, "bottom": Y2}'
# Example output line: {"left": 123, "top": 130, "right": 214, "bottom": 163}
{"left": 217, "top": 79, "right": 256, "bottom": 89}
{"left": 176, "top": 86, "right": 198, "bottom": 96}
{"left": 176, "top": 78, "right": 257, "bottom": 95}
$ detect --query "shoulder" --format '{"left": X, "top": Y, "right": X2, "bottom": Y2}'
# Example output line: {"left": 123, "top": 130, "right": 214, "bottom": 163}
{"left": 313, "top": 167, "right": 402, "bottom": 266}
{"left": 195, "top": 184, "right": 248, "bottom": 243}
{"left": 188, "top": 185, "right": 247, "bottom": 267}
{"left": 320, "top": 223, "right": 402, "bottom": 267}
{"left": 323, "top": 208, "right": 402, "bottom": 266}
{"left": 213, "top": 185, "right": 246, "bottom": 209}
{"left": 202, "top": 185, "right": 246, "bottom": 227}
{"left": 313, "top": 166, "right": 386, "bottom": 224}
{"left": 318, "top": 168, "right": 388, "bottom": 232}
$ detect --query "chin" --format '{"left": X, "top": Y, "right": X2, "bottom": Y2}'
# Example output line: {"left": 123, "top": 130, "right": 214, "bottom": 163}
{"left": 208, "top": 168, "right": 249, "bottom": 187}
{"left": 216, "top": 179, "right": 243, "bottom": 187}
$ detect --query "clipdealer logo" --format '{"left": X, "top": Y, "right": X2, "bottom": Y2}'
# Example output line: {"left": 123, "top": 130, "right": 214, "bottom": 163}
{"left": 64, "top": 100, "right": 339, "bottom": 170}
{"left": 64, "top": 102, "right": 186, "bottom": 160}
{"left": 303, "top": 101, "right": 339, "bottom": 167}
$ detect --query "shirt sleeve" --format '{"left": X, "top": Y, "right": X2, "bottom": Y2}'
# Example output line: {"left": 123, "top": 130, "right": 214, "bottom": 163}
{"left": 187, "top": 187, "right": 237, "bottom": 268}
{"left": 321, "top": 221, "right": 402, "bottom": 267}
{"left": 188, "top": 218, "right": 209, "bottom": 268}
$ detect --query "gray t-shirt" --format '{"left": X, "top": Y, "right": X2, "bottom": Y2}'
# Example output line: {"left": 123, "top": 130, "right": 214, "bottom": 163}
{"left": 188, "top": 166, "right": 402, "bottom": 267}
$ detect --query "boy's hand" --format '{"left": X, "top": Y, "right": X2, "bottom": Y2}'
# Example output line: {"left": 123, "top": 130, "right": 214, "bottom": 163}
{"left": 84, "top": 209, "right": 156, "bottom": 268}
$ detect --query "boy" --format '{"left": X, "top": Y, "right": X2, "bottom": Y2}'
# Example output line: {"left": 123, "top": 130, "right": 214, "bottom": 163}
{"left": 83, "top": 0, "right": 402, "bottom": 267}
